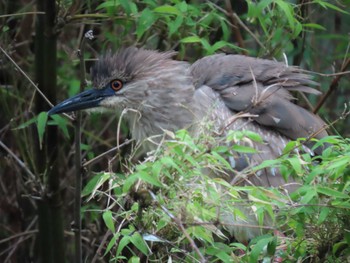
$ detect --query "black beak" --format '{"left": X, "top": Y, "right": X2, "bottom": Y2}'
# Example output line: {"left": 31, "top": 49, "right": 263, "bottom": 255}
{"left": 48, "top": 88, "right": 114, "bottom": 115}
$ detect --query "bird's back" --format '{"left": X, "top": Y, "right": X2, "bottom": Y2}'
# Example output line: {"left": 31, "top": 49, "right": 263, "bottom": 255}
{"left": 190, "top": 54, "right": 328, "bottom": 189}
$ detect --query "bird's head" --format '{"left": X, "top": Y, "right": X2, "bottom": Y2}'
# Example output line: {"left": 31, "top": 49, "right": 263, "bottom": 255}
{"left": 48, "top": 48, "right": 194, "bottom": 119}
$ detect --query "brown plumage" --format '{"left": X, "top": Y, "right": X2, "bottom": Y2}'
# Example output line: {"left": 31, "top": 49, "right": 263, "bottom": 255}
{"left": 49, "top": 47, "right": 328, "bottom": 243}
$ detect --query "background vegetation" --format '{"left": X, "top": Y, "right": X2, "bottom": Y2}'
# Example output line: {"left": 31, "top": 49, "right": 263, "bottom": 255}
{"left": 0, "top": 0, "right": 349, "bottom": 262}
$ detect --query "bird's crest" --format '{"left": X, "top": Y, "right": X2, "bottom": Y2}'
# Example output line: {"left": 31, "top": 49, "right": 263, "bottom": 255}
{"left": 90, "top": 47, "right": 178, "bottom": 89}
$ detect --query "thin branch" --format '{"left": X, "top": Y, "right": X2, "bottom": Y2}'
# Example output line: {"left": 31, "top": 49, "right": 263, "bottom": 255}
{"left": 209, "top": 1, "right": 265, "bottom": 50}
{"left": 3, "top": 216, "right": 37, "bottom": 262}
{"left": 148, "top": 190, "right": 206, "bottom": 263}
{"left": 83, "top": 139, "right": 134, "bottom": 167}
{"left": 0, "top": 46, "right": 74, "bottom": 121}
{"left": 73, "top": 29, "right": 94, "bottom": 263}
{"left": 0, "top": 140, "right": 36, "bottom": 181}
{"left": 314, "top": 57, "right": 350, "bottom": 113}
{"left": 224, "top": 0, "right": 247, "bottom": 55}
{"left": 0, "top": 230, "right": 38, "bottom": 245}
{"left": 0, "top": 12, "right": 45, "bottom": 18}
{"left": 0, "top": 46, "right": 52, "bottom": 107}
{"left": 91, "top": 230, "right": 112, "bottom": 263}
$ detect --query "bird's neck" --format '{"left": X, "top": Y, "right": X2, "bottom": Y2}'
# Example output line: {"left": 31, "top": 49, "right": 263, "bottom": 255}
{"left": 125, "top": 102, "right": 195, "bottom": 151}
{"left": 125, "top": 76, "right": 196, "bottom": 149}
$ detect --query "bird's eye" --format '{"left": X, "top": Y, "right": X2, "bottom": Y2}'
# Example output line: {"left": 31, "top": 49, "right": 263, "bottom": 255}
{"left": 111, "top": 79, "right": 123, "bottom": 91}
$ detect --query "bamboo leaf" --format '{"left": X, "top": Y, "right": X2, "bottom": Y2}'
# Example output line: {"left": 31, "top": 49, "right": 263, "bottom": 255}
{"left": 37, "top": 111, "right": 48, "bottom": 150}
{"left": 316, "top": 186, "right": 349, "bottom": 199}
{"left": 103, "top": 211, "right": 115, "bottom": 233}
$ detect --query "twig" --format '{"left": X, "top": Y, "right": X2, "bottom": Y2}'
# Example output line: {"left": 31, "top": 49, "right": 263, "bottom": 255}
{"left": 186, "top": 221, "right": 276, "bottom": 230}
{"left": 209, "top": 1, "right": 265, "bottom": 50}
{"left": 148, "top": 190, "right": 206, "bottom": 263}
{"left": 224, "top": 0, "right": 247, "bottom": 55}
{"left": 3, "top": 216, "right": 37, "bottom": 262}
{"left": 0, "top": 140, "right": 36, "bottom": 181}
{"left": 73, "top": 29, "right": 94, "bottom": 263}
{"left": 0, "top": 12, "right": 45, "bottom": 18}
{"left": 0, "top": 46, "right": 52, "bottom": 107}
{"left": 0, "top": 230, "right": 38, "bottom": 245}
{"left": 83, "top": 139, "right": 134, "bottom": 167}
{"left": 0, "top": 46, "right": 74, "bottom": 121}
{"left": 91, "top": 230, "right": 112, "bottom": 263}
{"left": 314, "top": 57, "right": 350, "bottom": 114}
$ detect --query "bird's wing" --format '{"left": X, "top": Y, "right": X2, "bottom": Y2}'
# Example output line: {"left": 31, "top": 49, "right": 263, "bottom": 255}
{"left": 190, "top": 54, "right": 328, "bottom": 144}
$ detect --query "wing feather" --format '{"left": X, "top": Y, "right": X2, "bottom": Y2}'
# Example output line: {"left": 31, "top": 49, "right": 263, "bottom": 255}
{"left": 190, "top": 54, "right": 327, "bottom": 147}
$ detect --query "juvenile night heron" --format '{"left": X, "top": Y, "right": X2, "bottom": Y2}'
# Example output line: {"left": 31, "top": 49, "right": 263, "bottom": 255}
{"left": 49, "top": 47, "right": 327, "bottom": 244}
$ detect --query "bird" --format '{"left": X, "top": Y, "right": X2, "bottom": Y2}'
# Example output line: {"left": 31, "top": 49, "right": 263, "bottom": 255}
{"left": 48, "top": 47, "right": 328, "bottom": 246}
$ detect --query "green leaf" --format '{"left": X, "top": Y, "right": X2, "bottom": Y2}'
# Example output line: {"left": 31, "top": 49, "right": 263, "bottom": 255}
{"left": 153, "top": 5, "right": 180, "bottom": 15}
{"left": 250, "top": 236, "right": 273, "bottom": 263}
{"left": 119, "top": 0, "right": 133, "bottom": 15}
{"left": 128, "top": 256, "right": 140, "bottom": 263}
{"left": 116, "top": 235, "right": 131, "bottom": 258}
{"left": 300, "top": 187, "right": 317, "bottom": 204}
{"left": 210, "top": 151, "right": 233, "bottom": 170}
{"left": 37, "top": 111, "right": 48, "bottom": 150}
{"left": 345, "top": 230, "right": 350, "bottom": 245}
{"left": 136, "top": 8, "right": 156, "bottom": 40}
{"left": 212, "top": 145, "right": 229, "bottom": 153}
{"left": 314, "top": 0, "right": 350, "bottom": 14}
{"left": 327, "top": 156, "right": 350, "bottom": 170}
{"left": 232, "top": 144, "right": 257, "bottom": 153}
{"left": 68, "top": 79, "right": 80, "bottom": 97}
{"left": 103, "top": 211, "right": 115, "bottom": 233}
{"left": 123, "top": 174, "right": 137, "bottom": 193}
{"left": 135, "top": 171, "right": 163, "bottom": 188}
{"left": 48, "top": 114, "right": 70, "bottom": 139}
{"left": 200, "top": 38, "right": 211, "bottom": 52}
{"left": 160, "top": 156, "right": 183, "bottom": 174}
{"left": 317, "top": 207, "right": 330, "bottom": 225}
{"left": 130, "top": 232, "right": 149, "bottom": 255}
{"left": 275, "top": 1, "right": 295, "bottom": 31}
{"left": 96, "top": 0, "right": 120, "bottom": 10}
{"left": 253, "top": 159, "right": 281, "bottom": 171}
{"left": 180, "top": 35, "right": 201, "bottom": 43}
{"left": 168, "top": 15, "right": 183, "bottom": 37}
{"left": 303, "top": 23, "right": 326, "bottom": 30}
{"left": 316, "top": 186, "right": 349, "bottom": 199}
{"left": 177, "top": 1, "right": 188, "bottom": 13}
{"left": 220, "top": 18, "right": 230, "bottom": 41}
{"left": 293, "top": 21, "right": 303, "bottom": 37}
{"left": 283, "top": 140, "right": 298, "bottom": 154}
{"left": 244, "top": 131, "right": 264, "bottom": 143}
{"left": 208, "top": 41, "right": 228, "bottom": 53}
{"left": 330, "top": 200, "right": 350, "bottom": 209}
{"left": 266, "top": 237, "right": 277, "bottom": 256}
{"left": 332, "top": 241, "right": 348, "bottom": 255}
{"left": 14, "top": 116, "right": 37, "bottom": 130}
{"left": 104, "top": 234, "right": 118, "bottom": 255}
{"left": 287, "top": 156, "right": 303, "bottom": 175}
{"left": 82, "top": 172, "right": 111, "bottom": 197}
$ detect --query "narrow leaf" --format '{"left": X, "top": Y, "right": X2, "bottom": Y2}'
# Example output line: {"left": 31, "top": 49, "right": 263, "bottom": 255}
{"left": 154, "top": 5, "right": 180, "bottom": 15}
{"left": 232, "top": 144, "right": 257, "bottom": 153}
{"left": 130, "top": 232, "right": 149, "bottom": 255}
{"left": 37, "top": 111, "right": 48, "bottom": 150}
{"left": 136, "top": 171, "right": 162, "bottom": 187}
{"left": 180, "top": 35, "right": 201, "bottom": 43}
{"left": 116, "top": 235, "right": 131, "bottom": 258}
{"left": 103, "top": 211, "right": 115, "bottom": 233}
{"left": 316, "top": 186, "right": 349, "bottom": 199}
{"left": 14, "top": 116, "right": 37, "bottom": 130}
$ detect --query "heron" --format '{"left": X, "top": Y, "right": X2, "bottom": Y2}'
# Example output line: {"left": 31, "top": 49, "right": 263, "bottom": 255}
{"left": 48, "top": 47, "right": 328, "bottom": 246}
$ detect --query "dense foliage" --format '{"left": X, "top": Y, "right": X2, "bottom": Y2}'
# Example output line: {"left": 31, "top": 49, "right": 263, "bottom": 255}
{"left": 0, "top": 0, "right": 349, "bottom": 262}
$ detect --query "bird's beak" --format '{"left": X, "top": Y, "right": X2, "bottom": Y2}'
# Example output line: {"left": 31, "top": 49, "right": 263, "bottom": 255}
{"left": 48, "top": 88, "right": 114, "bottom": 115}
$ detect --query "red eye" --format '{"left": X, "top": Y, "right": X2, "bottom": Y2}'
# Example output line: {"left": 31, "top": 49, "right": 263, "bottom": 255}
{"left": 111, "top": 79, "right": 123, "bottom": 91}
